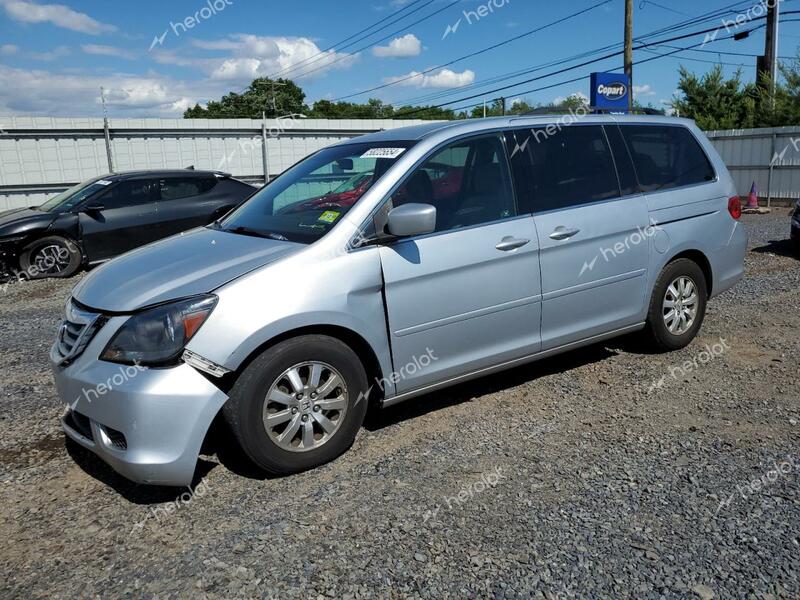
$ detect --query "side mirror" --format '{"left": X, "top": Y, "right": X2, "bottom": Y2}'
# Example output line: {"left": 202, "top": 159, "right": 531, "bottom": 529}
{"left": 386, "top": 203, "right": 437, "bottom": 238}
{"left": 82, "top": 203, "right": 105, "bottom": 213}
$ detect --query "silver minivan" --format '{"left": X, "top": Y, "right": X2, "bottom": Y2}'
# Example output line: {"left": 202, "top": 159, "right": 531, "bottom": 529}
{"left": 51, "top": 115, "right": 747, "bottom": 486}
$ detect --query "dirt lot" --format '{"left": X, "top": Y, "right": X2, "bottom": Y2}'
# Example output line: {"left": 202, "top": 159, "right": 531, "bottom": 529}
{"left": 0, "top": 212, "right": 798, "bottom": 599}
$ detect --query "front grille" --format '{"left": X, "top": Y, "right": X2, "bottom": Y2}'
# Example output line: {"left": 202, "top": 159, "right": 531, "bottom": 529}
{"left": 64, "top": 410, "right": 94, "bottom": 441}
{"left": 53, "top": 301, "right": 106, "bottom": 364}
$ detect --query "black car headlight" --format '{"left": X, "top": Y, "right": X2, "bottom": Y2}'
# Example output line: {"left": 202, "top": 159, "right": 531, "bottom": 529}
{"left": 100, "top": 295, "right": 217, "bottom": 366}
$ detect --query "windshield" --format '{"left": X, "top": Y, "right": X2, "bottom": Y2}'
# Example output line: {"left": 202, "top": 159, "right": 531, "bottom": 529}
{"left": 38, "top": 178, "right": 113, "bottom": 212}
{"left": 218, "top": 142, "right": 414, "bottom": 244}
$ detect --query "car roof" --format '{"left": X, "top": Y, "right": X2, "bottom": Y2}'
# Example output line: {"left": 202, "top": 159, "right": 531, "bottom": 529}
{"left": 94, "top": 169, "right": 230, "bottom": 182}
{"left": 338, "top": 114, "right": 697, "bottom": 146}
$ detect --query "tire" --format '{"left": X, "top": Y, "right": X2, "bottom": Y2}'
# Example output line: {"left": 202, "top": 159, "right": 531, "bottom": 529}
{"left": 643, "top": 258, "right": 708, "bottom": 352}
{"left": 223, "top": 335, "right": 369, "bottom": 475}
{"left": 19, "top": 236, "right": 82, "bottom": 279}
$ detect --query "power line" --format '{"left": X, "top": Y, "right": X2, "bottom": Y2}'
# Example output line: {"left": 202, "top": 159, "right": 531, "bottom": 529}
{"left": 393, "top": 18, "right": 773, "bottom": 117}
{"left": 286, "top": 0, "right": 464, "bottom": 81}
{"left": 396, "top": 5, "right": 800, "bottom": 115}
{"left": 384, "top": 0, "right": 761, "bottom": 108}
{"left": 330, "top": 0, "right": 614, "bottom": 102}
{"left": 267, "top": 0, "right": 435, "bottom": 80}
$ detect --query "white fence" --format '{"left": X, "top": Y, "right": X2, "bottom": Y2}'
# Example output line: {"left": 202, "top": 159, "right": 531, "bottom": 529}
{"left": 1, "top": 120, "right": 798, "bottom": 211}
{"left": 707, "top": 125, "right": 800, "bottom": 205}
{"left": 0, "top": 117, "right": 434, "bottom": 210}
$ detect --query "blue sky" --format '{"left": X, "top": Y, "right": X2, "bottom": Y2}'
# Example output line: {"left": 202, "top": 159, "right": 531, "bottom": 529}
{"left": 0, "top": 0, "right": 798, "bottom": 117}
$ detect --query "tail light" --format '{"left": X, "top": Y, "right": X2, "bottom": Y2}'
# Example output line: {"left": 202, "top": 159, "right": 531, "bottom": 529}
{"left": 728, "top": 196, "right": 742, "bottom": 220}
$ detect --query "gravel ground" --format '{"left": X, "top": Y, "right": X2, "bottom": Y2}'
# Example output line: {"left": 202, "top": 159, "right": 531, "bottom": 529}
{"left": 0, "top": 212, "right": 798, "bottom": 599}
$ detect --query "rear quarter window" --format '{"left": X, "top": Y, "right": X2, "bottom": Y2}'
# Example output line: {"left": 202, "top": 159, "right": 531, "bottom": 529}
{"left": 620, "top": 125, "right": 716, "bottom": 193}
{"left": 160, "top": 177, "right": 216, "bottom": 201}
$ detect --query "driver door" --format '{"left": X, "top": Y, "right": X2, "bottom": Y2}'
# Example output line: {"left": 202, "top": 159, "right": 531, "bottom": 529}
{"left": 379, "top": 133, "right": 542, "bottom": 395}
{"left": 79, "top": 179, "right": 162, "bottom": 262}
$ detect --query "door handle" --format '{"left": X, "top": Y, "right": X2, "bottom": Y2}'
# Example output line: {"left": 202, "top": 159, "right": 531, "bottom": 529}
{"left": 496, "top": 237, "right": 530, "bottom": 252}
{"left": 549, "top": 226, "right": 580, "bottom": 241}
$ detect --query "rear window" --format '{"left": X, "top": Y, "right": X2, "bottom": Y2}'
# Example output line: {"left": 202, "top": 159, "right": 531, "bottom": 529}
{"left": 620, "top": 125, "right": 716, "bottom": 192}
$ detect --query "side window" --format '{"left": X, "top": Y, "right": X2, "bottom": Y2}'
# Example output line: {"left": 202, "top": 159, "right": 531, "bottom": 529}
{"left": 390, "top": 134, "right": 517, "bottom": 233}
{"left": 95, "top": 180, "right": 158, "bottom": 209}
{"left": 603, "top": 125, "right": 640, "bottom": 197}
{"left": 160, "top": 177, "right": 205, "bottom": 201}
{"left": 504, "top": 125, "right": 621, "bottom": 212}
{"left": 620, "top": 125, "right": 716, "bottom": 192}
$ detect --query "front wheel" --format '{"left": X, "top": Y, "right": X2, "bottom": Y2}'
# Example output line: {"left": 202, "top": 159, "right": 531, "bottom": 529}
{"left": 223, "top": 335, "right": 369, "bottom": 475}
{"left": 19, "top": 236, "right": 82, "bottom": 279}
{"left": 643, "top": 258, "right": 708, "bottom": 352}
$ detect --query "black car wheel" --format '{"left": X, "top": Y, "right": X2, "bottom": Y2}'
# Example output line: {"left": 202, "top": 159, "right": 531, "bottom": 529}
{"left": 223, "top": 335, "right": 369, "bottom": 475}
{"left": 19, "top": 236, "right": 83, "bottom": 279}
{"left": 643, "top": 258, "right": 708, "bottom": 352}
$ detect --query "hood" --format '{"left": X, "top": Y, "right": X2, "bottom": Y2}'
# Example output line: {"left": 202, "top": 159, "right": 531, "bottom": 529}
{"left": 72, "top": 227, "right": 303, "bottom": 312}
{"left": 0, "top": 207, "right": 56, "bottom": 235}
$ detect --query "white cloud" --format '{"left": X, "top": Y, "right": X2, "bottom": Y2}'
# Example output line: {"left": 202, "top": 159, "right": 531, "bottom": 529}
{"left": 634, "top": 84, "right": 656, "bottom": 98}
{"left": 385, "top": 68, "right": 475, "bottom": 89}
{"left": 0, "top": 44, "right": 18, "bottom": 55}
{"left": 0, "top": 0, "right": 116, "bottom": 34}
{"left": 372, "top": 34, "right": 421, "bottom": 58}
{"left": 0, "top": 64, "right": 217, "bottom": 117}
{"left": 27, "top": 45, "right": 70, "bottom": 61}
{"left": 191, "top": 34, "right": 358, "bottom": 82}
{"left": 81, "top": 44, "right": 137, "bottom": 60}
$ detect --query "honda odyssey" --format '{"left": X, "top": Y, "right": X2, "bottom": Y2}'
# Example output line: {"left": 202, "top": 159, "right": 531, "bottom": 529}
{"left": 51, "top": 115, "right": 747, "bottom": 486}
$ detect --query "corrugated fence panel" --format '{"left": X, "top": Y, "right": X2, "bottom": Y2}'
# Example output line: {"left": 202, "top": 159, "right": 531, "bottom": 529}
{"left": 0, "top": 117, "right": 433, "bottom": 210}
{"left": 707, "top": 126, "right": 800, "bottom": 203}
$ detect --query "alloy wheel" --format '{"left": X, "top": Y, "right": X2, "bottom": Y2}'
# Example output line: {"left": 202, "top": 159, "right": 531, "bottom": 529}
{"left": 662, "top": 275, "right": 699, "bottom": 335}
{"left": 33, "top": 244, "right": 71, "bottom": 275}
{"left": 262, "top": 362, "right": 348, "bottom": 452}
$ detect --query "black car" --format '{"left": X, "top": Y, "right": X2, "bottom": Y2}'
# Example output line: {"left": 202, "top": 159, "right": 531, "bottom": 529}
{"left": 0, "top": 170, "right": 255, "bottom": 280}
{"left": 792, "top": 199, "right": 800, "bottom": 254}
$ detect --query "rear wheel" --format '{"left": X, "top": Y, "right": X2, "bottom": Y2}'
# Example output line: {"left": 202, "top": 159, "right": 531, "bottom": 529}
{"left": 19, "top": 236, "right": 82, "bottom": 279}
{"left": 643, "top": 258, "right": 708, "bottom": 352}
{"left": 223, "top": 335, "right": 369, "bottom": 475}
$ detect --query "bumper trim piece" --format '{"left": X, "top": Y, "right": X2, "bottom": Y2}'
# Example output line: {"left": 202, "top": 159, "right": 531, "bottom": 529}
{"left": 183, "top": 349, "right": 232, "bottom": 378}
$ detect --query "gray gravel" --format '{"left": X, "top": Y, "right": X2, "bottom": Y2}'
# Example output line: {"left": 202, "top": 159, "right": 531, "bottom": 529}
{"left": 1, "top": 211, "right": 798, "bottom": 599}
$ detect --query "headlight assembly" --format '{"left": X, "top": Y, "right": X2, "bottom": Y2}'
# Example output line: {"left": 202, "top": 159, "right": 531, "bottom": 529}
{"left": 100, "top": 295, "right": 217, "bottom": 366}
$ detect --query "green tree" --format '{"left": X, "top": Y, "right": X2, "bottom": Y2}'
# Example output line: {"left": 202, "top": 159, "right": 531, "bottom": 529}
{"left": 670, "top": 66, "right": 757, "bottom": 130}
{"left": 757, "top": 55, "right": 800, "bottom": 127}
{"left": 184, "top": 78, "right": 307, "bottom": 119}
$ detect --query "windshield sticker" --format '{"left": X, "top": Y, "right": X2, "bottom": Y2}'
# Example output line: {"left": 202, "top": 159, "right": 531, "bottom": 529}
{"left": 360, "top": 147, "right": 406, "bottom": 160}
{"left": 96, "top": 179, "right": 113, "bottom": 186}
{"left": 318, "top": 210, "right": 341, "bottom": 224}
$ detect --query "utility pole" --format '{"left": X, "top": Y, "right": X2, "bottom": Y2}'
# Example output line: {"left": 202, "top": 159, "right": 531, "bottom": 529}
{"left": 763, "top": 0, "right": 780, "bottom": 99}
{"left": 100, "top": 87, "right": 114, "bottom": 174}
{"left": 624, "top": 0, "right": 634, "bottom": 111}
{"left": 269, "top": 80, "right": 287, "bottom": 116}
{"left": 500, "top": 97, "right": 506, "bottom": 116}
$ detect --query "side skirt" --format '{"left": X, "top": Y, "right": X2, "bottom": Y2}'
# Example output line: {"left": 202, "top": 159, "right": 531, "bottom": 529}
{"left": 381, "top": 323, "right": 645, "bottom": 408}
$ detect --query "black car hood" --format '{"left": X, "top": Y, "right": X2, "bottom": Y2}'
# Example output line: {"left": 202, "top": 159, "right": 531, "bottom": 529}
{"left": 0, "top": 207, "right": 56, "bottom": 236}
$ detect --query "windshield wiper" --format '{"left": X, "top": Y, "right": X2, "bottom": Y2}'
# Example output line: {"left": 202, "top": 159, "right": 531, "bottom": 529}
{"left": 224, "top": 226, "right": 289, "bottom": 241}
